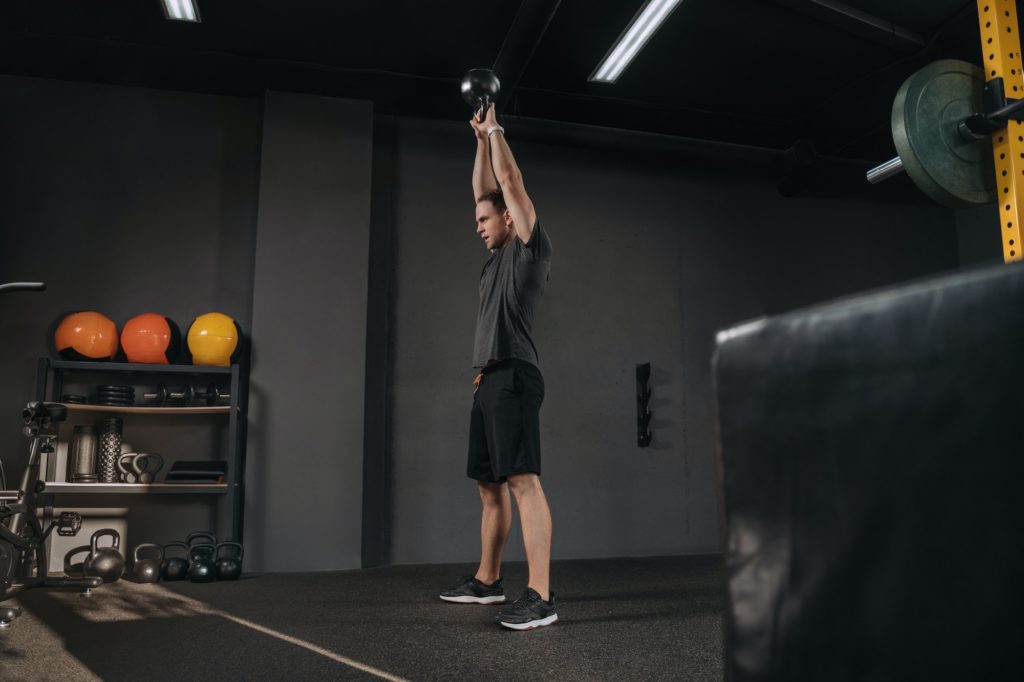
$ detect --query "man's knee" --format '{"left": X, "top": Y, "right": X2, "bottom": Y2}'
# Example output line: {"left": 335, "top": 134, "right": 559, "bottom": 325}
{"left": 506, "top": 472, "right": 541, "bottom": 498}
{"left": 478, "top": 480, "right": 506, "bottom": 505}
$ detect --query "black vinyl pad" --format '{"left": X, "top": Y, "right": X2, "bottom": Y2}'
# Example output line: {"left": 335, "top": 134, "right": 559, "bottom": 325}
{"left": 713, "top": 263, "right": 1024, "bottom": 681}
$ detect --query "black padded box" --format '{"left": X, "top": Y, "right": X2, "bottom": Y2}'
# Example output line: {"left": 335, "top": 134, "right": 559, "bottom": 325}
{"left": 714, "top": 263, "right": 1024, "bottom": 681}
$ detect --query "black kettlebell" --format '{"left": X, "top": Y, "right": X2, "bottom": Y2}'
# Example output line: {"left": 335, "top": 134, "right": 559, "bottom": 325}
{"left": 84, "top": 529, "right": 124, "bottom": 583}
{"left": 161, "top": 542, "right": 190, "bottom": 581}
{"left": 215, "top": 542, "right": 244, "bottom": 581}
{"left": 188, "top": 543, "right": 217, "bottom": 583}
{"left": 63, "top": 545, "right": 91, "bottom": 578}
{"left": 132, "top": 543, "right": 164, "bottom": 583}
{"left": 461, "top": 68, "right": 501, "bottom": 122}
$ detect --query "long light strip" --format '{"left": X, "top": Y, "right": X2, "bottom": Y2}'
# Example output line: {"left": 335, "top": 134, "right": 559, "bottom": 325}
{"left": 161, "top": 0, "right": 201, "bottom": 22}
{"left": 590, "top": 0, "right": 683, "bottom": 83}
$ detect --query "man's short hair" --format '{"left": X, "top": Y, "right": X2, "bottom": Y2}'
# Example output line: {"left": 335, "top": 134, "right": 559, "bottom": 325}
{"left": 477, "top": 188, "right": 507, "bottom": 212}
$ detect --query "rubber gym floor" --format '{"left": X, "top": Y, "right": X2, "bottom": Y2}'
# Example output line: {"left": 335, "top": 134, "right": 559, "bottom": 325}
{"left": 0, "top": 554, "right": 722, "bottom": 681}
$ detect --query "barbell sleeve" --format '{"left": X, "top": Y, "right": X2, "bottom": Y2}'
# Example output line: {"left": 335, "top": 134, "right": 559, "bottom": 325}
{"left": 866, "top": 156, "right": 904, "bottom": 184}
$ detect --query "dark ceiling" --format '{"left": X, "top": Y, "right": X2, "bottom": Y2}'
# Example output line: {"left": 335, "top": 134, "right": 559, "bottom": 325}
{"left": 0, "top": 1, "right": 996, "bottom": 161}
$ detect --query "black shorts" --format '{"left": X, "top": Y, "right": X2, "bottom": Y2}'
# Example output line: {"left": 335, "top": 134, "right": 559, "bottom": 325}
{"left": 467, "top": 359, "right": 545, "bottom": 483}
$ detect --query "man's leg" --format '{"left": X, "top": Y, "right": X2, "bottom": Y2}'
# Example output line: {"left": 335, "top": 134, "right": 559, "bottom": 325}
{"left": 476, "top": 481, "right": 512, "bottom": 584}
{"left": 507, "top": 472, "right": 552, "bottom": 601}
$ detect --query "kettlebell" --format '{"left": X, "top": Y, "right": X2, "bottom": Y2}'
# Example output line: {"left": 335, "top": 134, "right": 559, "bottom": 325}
{"left": 461, "top": 68, "right": 501, "bottom": 122}
{"left": 117, "top": 453, "right": 139, "bottom": 483}
{"left": 161, "top": 542, "right": 190, "bottom": 581}
{"left": 134, "top": 453, "right": 164, "bottom": 484}
{"left": 215, "top": 542, "right": 244, "bottom": 581}
{"left": 188, "top": 543, "right": 217, "bottom": 583}
{"left": 84, "top": 529, "right": 124, "bottom": 583}
{"left": 132, "top": 543, "right": 164, "bottom": 583}
{"left": 63, "top": 545, "right": 91, "bottom": 578}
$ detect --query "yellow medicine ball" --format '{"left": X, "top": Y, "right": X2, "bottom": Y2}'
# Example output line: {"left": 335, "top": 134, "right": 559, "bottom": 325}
{"left": 186, "top": 312, "right": 242, "bottom": 367}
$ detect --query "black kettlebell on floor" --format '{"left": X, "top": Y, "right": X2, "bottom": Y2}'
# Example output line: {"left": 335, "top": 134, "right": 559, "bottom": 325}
{"left": 63, "top": 545, "right": 91, "bottom": 578}
{"left": 132, "top": 543, "right": 164, "bottom": 583}
{"left": 84, "top": 529, "right": 124, "bottom": 583}
{"left": 161, "top": 542, "right": 189, "bottom": 581}
{"left": 188, "top": 543, "right": 217, "bottom": 583}
{"left": 215, "top": 542, "right": 244, "bottom": 581}
{"left": 461, "top": 68, "right": 500, "bottom": 122}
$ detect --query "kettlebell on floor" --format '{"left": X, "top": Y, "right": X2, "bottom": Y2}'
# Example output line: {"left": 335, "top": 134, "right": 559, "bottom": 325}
{"left": 215, "top": 542, "right": 244, "bottom": 581}
{"left": 84, "top": 529, "right": 124, "bottom": 584}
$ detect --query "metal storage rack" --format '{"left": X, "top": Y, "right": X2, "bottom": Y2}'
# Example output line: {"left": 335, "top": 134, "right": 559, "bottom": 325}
{"left": 34, "top": 358, "right": 247, "bottom": 542}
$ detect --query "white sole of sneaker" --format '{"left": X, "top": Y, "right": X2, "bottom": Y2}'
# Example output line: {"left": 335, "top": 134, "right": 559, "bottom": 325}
{"left": 499, "top": 613, "right": 558, "bottom": 630}
{"left": 439, "top": 595, "right": 506, "bottom": 604}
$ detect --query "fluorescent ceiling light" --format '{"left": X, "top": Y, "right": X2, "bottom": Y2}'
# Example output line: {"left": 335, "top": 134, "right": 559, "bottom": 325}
{"left": 161, "top": 0, "right": 201, "bottom": 23}
{"left": 590, "top": 0, "right": 682, "bottom": 84}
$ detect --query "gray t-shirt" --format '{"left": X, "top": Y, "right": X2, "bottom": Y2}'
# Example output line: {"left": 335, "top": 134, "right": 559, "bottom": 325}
{"left": 473, "top": 220, "right": 552, "bottom": 369}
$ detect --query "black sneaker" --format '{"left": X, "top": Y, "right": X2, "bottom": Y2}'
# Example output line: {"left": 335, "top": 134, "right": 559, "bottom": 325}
{"left": 439, "top": 575, "right": 506, "bottom": 604}
{"left": 495, "top": 588, "right": 558, "bottom": 630}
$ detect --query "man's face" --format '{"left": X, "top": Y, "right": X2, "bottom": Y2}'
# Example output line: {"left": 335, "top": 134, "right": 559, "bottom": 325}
{"left": 476, "top": 200, "right": 510, "bottom": 250}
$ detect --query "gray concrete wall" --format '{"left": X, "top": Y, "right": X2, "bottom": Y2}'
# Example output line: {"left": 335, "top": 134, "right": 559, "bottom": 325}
{"left": 0, "top": 75, "right": 260, "bottom": 551}
{"left": 0, "top": 73, "right": 965, "bottom": 572}
{"left": 245, "top": 92, "right": 374, "bottom": 572}
{"left": 956, "top": 204, "right": 1002, "bottom": 266}
{"left": 386, "top": 118, "right": 960, "bottom": 565}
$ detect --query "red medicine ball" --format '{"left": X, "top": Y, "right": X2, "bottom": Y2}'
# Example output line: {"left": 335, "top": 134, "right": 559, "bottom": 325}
{"left": 120, "top": 313, "right": 181, "bottom": 364}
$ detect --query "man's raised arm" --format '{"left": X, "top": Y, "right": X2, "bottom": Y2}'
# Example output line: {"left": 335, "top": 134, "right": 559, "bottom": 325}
{"left": 471, "top": 104, "right": 537, "bottom": 244}
{"left": 472, "top": 121, "right": 498, "bottom": 202}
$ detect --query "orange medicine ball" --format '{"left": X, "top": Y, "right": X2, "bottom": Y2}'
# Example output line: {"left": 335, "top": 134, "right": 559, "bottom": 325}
{"left": 121, "top": 313, "right": 180, "bottom": 364}
{"left": 54, "top": 311, "right": 119, "bottom": 361}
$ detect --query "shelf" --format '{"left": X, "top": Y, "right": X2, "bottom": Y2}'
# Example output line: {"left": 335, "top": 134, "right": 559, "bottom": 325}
{"left": 40, "top": 356, "right": 247, "bottom": 540}
{"left": 44, "top": 483, "right": 227, "bottom": 495}
{"left": 49, "top": 360, "right": 232, "bottom": 375}
{"left": 58, "top": 403, "right": 231, "bottom": 415}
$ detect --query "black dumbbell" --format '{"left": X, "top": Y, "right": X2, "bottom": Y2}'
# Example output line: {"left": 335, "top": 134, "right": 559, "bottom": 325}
{"left": 144, "top": 383, "right": 231, "bottom": 407}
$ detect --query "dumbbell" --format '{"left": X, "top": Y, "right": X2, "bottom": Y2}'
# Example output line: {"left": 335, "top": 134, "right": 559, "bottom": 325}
{"left": 144, "top": 383, "right": 231, "bottom": 407}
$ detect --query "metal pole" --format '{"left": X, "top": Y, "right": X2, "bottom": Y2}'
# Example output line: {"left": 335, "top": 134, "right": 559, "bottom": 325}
{"left": 866, "top": 156, "right": 904, "bottom": 183}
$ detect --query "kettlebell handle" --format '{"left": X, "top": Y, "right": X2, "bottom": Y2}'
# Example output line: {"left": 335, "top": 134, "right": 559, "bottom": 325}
{"left": 475, "top": 96, "right": 492, "bottom": 123}
{"left": 133, "top": 453, "right": 164, "bottom": 476}
{"left": 163, "top": 541, "right": 189, "bottom": 559}
{"left": 130, "top": 454, "right": 151, "bottom": 475}
{"left": 186, "top": 531, "right": 217, "bottom": 547}
{"left": 133, "top": 543, "right": 164, "bottom": 564}
{"left": 189, "top": 543, "right": 216, "bottom": 563}
{"left": 117, "top": 453, "right": 137, "bottom": 480}
{"left": 216, "top": 541, "right": 244, "bottom": 561}
{"left": 64, "top": 545, "right": 91, "bottom": 574}
{"left": 91, "top": 528, "right": 120, "bottom": 552}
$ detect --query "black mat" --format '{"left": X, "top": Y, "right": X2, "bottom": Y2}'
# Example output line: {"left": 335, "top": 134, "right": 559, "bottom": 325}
{"left": 0, "top": 555, "right": 724, "bottom": 681}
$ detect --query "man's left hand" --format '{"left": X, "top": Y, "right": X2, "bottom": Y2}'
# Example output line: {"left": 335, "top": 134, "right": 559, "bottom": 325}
{"left": 469, "top": 103, "right": 498, "bottom": 136}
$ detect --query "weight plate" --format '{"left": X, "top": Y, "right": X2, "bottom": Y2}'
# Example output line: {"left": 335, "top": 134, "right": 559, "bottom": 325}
{"left": 892, "top": 59, "right": 996, "bottom": 207}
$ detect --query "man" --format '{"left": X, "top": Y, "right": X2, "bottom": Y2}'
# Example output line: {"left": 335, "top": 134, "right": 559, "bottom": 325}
{"left": 438, "top": 103, "right": 556, "bottom": 630}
